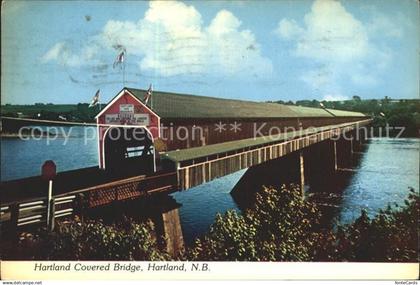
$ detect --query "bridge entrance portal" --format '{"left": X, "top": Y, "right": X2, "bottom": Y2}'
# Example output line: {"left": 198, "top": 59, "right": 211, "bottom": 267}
{"left": 103, "top": 127, "right": 156, "bottom": 175}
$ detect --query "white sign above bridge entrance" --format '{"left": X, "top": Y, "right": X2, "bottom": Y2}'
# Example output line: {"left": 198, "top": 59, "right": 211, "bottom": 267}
{"left": 105, "top": 114, "right": 119, "bottom": 124}
{"left": 119, "top": 104, "right": 134, "bottom": 112}
{"left": 105, "top": 113, "right": 150, "bottom": 126}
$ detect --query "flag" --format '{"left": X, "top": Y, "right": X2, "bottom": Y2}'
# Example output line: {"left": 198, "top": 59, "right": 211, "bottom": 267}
{"left": 144, "top": 84, "right": 152, "bottom": 104}
{"left": 89, "top": 89, "right": 100, "bottom": 107}
{"left": 113, "top": 51, "right": 125, "bottom": 69}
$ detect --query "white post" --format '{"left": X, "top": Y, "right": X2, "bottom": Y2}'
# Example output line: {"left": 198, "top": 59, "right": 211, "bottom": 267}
{"left": 333, "top": 141, "right": 338, "bottom": 171}
{"left": 46, "top": 180, "right": 53, "bottom": 226}
{"left": 299, "top": 151, "right": 305, "bottom": 199}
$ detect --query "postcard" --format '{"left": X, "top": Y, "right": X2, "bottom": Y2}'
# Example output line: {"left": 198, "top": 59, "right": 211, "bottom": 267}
{"left": 1, "top": 0, "right": 419, "bottom": 281}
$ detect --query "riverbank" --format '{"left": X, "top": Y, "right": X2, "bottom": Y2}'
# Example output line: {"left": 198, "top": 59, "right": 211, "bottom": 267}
{"left": 0, "top": 130, "right": 69, "bottom": 139}
{"left": 0, "top": 129, "right": 54, "bottom": 138}
{"left": 1, "top": 185, "right": 418, "bottom": 262}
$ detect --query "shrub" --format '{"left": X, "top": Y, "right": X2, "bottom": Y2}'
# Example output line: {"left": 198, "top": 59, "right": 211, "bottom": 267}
{"left": 189, "top": 185, "right": 419, "bottom": 262}
{"left": 312, "top": 188, "right": 419, "bottom": 261}
{"left": 17, "top": 217, "right": 170, "bottom": 260}
{"left": 188, "top": 184, "right": 322, "bottom": 261}
{"left": 6, "top": 186, "right": 418, "bottom": 262}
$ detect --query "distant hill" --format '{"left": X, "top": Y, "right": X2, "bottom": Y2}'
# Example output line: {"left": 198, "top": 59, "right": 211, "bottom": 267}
{"left": 1, "top": 104, "right": 78, "bottom": 114}
{"left": 0, "top": 103, "right": 98, "bottom": 122}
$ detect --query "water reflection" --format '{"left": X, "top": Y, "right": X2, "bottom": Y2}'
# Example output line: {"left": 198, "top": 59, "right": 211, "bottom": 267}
{"left": 171, "top": 170, "right": 244, "bottom": 245}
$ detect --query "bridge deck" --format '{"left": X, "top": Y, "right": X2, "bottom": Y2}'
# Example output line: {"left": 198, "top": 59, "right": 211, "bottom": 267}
{"left": 162, "top": 120, "right": 371, "bottom": 165}
{"left": 1, "top": 119, "right": 371, "bottom": 205}
{"left": 0, "top": 166, "right": 174, "bottom": 205}
{"left": 168, "top": 119, "right": 371, "bottom": 189}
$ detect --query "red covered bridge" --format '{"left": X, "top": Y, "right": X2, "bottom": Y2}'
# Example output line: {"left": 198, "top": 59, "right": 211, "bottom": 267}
{"left": 0, "top": 87, "right": 371, "bottom": 239}
{"left": 95, "top": 87, "right": 367, "bottom": 176}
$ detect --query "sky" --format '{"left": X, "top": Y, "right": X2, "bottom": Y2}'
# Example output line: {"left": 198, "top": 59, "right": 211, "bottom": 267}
{"left": 1, "top": 0, "right": 419, "bottom": 105}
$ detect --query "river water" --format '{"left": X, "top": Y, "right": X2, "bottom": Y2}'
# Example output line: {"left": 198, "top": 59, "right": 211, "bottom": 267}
{"left": 1, "top": 127, "right": 418, "bottom": 244}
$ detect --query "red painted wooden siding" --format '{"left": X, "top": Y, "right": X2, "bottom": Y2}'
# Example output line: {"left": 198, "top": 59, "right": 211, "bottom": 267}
{"left": 97, "top": 91, "right": 160, "bottom": 168}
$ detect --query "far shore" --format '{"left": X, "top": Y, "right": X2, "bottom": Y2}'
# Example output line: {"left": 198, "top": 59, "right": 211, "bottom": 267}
{"left": 0, "top": 131, "right": 74, "bottom": 139}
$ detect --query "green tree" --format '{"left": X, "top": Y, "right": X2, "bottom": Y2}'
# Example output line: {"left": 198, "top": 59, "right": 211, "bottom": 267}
{"left": 311, "top": 188, "right": 419, "bottom": 261}
{"left": 352, "top": 95, "right": 361, "bottom": 102}
{"left": 188, "top": 185, "right": 321, "bottom": 261}
{"left": 189, "top": 185, "right": 418, "bottom": 262}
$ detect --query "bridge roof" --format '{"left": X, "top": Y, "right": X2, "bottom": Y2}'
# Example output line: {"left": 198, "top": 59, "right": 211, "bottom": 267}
{"left": 162, "top": 133, "right": 294, "bottom": 163}
{"left": 325, "top": 108, "right": 366, "bottom": 117}
{"left": 126, "top": 88, "right": 366, "bottom": 119}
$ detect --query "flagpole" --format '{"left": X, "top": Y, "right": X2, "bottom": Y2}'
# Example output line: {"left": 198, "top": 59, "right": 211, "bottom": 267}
{"left": 123, "top": 61, "right": 126, "bottom": 86}
{"left": 114, "top": 50, "right": 126, "bottom": 87}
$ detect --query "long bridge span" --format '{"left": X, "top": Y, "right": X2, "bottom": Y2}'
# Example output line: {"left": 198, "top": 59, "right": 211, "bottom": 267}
{"left": 0, "top": 87, "right": 372, "bottom": 255}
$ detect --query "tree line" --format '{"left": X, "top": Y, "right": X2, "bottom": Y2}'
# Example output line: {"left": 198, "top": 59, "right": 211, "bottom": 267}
{"left": 2, "top": 97, "right": 419, "bottom": 136}
{"left": 286, "top": 97, "right": 419, "bottom": 137}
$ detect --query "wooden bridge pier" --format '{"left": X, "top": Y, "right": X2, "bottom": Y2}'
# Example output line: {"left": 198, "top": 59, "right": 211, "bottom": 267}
{"left": 138, "top": 195, "right": 185, "bottom": 258}
{"left": 232, "top": 132, "right": 365, "bottom": 205}
{"left": 307, "top": 140, "right": 334, "bottom": 176}
{"left": 334, "top": 130, "right": 364, "bottom": 170}
{"left": 231, "top": 152, "right": 303, "bottom": 208}
{"left": 353, "top": 126, "right": 368, "bottom": 152}
{"left": 155, "top": 202, "right": 184, "bottom": 258}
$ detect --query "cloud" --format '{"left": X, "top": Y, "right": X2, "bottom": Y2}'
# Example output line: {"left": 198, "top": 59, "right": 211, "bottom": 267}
{"left": 294, "top": 0, "right": 369, "bottom": 62}
{"left": 42, "top": 43, "right": 66, "bottom": 63}
{"left": 367, "top": 15, "right": 402, "bottom": 38}
{"left": 276, "top": 0, "right": 370, "bottom": 63}
{"left": 275, "top": 0, "right": 397, "bottom": 96}
{"left": 322, "top": 94, "right": 349, "bottom": 101}
{"left": 41, "top": 42, "right": 100, "bottom": 67}
{"left": 365, "top": 7, "right": 408, "bottom": 39}
{"left": 275, "top": 19, "right": 304, "bottom": 40}
{"left": 42, "top": 1, "right": 272, "bottom": 78}
{"left": 300, "top": 67, "right": 334, "bottom": 90}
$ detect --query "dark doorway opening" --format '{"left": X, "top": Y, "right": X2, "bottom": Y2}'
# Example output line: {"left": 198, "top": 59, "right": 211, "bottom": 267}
{"left": 104, "top": 127, "right": 155, "bottom": 176}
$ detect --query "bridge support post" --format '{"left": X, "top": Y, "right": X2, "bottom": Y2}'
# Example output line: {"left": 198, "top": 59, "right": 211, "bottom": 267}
{"left": 302, "top": 140, "right": 336, "bottom": 189}
{"left": 152, "top": 196, "right": 184, "bottom": 258}
{"left": 299, "top": 151, "right": 305, "bottom": 198}
{"left": 334, "top": 135, "right": 355, "bottom": 170}
{"left": 9, "top": 203, "right": 19, "bottom": 241}
{"left": 75, "top": 193, "right": 86, "bottom": 223}
{"left": 354, "top": 126, "right": 367, "bottom": 152}
{"left": 160, "top": 207, "right": 184, "bottom": 257}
